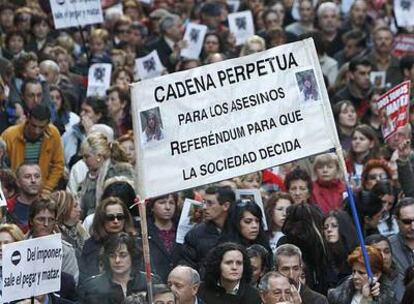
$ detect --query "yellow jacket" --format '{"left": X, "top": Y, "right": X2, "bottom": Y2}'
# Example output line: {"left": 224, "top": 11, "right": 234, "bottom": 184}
{"left": 1, "top": 122, "right": 64, "bottom": 192}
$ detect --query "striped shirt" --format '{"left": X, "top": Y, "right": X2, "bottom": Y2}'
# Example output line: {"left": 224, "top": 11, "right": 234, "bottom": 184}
{"left": 24, "top": 139, "right": 42, "bottom": 164}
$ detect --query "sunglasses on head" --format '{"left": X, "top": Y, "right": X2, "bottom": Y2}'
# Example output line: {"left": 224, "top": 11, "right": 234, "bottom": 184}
{"left": 105, "top": 213, "right": 126, "bottom": 222}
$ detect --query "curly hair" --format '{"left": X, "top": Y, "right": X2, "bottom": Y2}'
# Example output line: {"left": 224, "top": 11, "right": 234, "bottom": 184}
{"left": 102, "top": 232, "right": 141, "bottom": 273}
{"left": 284, "top": 168, "right": 313, "bottom": 194}
{"left": 361, "top": 159, "right": 393, "bottom": 188}
{"left": 203, "top": 242, "right": 252, "bottom": 288}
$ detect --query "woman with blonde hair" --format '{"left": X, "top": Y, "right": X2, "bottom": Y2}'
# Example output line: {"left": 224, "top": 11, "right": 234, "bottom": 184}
{"left": 240, "top": 35, "right": 266, "bottom": 56}
{"left": 311, "top": 153, "right": 345, "bottom": 214}
{"left": 51, "top": 190, "right": 88, "bottom": 258}
{"left": 0, "top": 223, "right": 24, "bottom": 261}
{"left": 79, "top": 132, "right": 134, "bottom": 219}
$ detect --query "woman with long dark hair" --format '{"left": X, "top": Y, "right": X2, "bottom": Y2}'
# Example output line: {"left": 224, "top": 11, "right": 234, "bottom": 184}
{"left": 366, "top": 234, "right": 404, "bottom": 301}
{"left": 279, "top": 202, "right": 333, "bottom": 295}
{"left": 224, "top": 200, "right": 271, "bottom": 259}
{"left": 323, "top": 210, "right": 358, "bottom": 285}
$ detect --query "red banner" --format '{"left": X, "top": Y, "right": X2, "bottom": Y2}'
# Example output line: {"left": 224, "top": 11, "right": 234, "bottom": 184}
{"left": 377, "top": 81, "right": 411, "bottom": 140}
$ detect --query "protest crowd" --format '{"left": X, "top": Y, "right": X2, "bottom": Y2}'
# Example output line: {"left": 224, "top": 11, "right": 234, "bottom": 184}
{"left": 1, "top": 0, "right": 414, "bottom": 303}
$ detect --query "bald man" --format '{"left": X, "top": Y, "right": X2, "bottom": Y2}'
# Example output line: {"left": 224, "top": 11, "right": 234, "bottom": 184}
{"left": 167, "top": 266, "right": 204, "bottom": 304}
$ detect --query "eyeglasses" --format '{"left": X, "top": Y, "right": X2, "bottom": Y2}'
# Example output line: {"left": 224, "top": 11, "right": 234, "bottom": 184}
{"left": 105, "top": 213, "right": 126, "bottom": 222}
{"left": 34, "top": 217, "right": 56, "bottom": 225}
{"left": 399, "top": 218, "right": 414, "bottom": 225}
{"left": 367, "top": 173, "right": 389, "bottom": 181}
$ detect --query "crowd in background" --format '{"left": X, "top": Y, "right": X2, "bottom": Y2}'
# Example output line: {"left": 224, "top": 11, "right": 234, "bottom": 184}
{"left": 1, "top": 0, "right": 414, "bottom": 303}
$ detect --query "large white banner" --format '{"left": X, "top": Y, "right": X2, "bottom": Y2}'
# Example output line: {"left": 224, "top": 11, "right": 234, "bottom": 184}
{"left": 2, "top": 234, "right": 62, "bottom": 303}
{"left": 50, "top": 0, "right": 104, "bottom": 29}
{"left": 131, "top": 39, "right": 339, "bottom": 198}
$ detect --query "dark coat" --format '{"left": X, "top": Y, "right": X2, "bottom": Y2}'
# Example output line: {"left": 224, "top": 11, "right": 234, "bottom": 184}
{"left": 179, "top": 221, "right": 222, "bottom": 273}
{"left": 198, "top": 281, "right": 261, "bottom": 304}
{"left": 147, "top": 37, "right": 175, "bottom": 73}
{"left": 78, "top": 271, "right": 162, "bottom": 304}
{"left": 327, "top": 276, "right": 396, "bottom": 304}
{"left": 148, "top": 221, "right": 181, "bottom": 283}
{"left": 301, "top": 285, "right": 328, "bottom": 304}
{"left": 78, "top": 236, "right": 103, "bottom": 286}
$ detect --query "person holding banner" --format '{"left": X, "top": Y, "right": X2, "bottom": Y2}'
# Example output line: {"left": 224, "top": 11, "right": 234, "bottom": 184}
{"left": 79, "top": 232, "right": 162, "bottom": 304}
{"left": 327, "top": 246, "right": 396, "bottom": 303}
{"left": 198, "top": 242, "right": 261, "bottom": 304}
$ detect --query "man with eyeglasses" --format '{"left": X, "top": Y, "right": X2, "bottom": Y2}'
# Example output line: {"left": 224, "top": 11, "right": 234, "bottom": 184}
{"left": 28, "top": 196, "right": 79, "bottom": 285}
{"left": 179, "top": 185, "right": 234, "bottom": 274}
{"left": 389, "top": 198, "right": 414, "bottom": 291}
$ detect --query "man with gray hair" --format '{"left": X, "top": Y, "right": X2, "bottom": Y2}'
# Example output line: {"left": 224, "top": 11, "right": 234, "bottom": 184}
{"left": 259, "top": 271, "right": 301, "bottom": 304}
{"left": 274, "top": 244, "right": 327, "bottom": 304}
{"left": 148, "top": 14, "right": 184, "bottom": 73}
{"left": 316, "top": 2, "right": 343, "bottom": 57}
{"left": 167, "top": 265, "right": 205, "bottom": 304}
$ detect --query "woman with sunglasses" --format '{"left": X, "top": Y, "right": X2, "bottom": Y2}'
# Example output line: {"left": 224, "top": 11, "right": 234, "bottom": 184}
{"left": 79, "top": 232, "right": 161, "bottom": 304}
{"left": 78, "top": 197, "right": 136, "bottom": 286}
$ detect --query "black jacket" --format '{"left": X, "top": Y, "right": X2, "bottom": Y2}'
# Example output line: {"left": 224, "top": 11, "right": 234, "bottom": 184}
{"left": 198, "top": 281, "right": 261, "bottom": 304}
{"left": 148, "top": 221, "right": 181, "bottom": 283}
{"left": 78, "top": 236, "right": 103, "bottom": 286}
{"left": 79, "top": 271, "right": 162, "bottom": 304}
{"left": 301, "top": 285, "right": 328, "bottom": 304}
{"left": 327, "top": 276, "right": 396, "bottom": 304}
{"left": 179, "top": 222, "right": 222, "bottom": 273}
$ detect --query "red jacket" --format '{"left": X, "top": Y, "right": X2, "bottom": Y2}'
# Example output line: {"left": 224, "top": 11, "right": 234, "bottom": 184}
{"left": 312, "top": 179, "right": 345, "bottom": 214}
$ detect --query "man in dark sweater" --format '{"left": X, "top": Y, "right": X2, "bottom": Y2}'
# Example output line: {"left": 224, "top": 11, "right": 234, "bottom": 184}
{"left": 333, "top": 56, "right": 373, "bottom": 118}
{"left": 179, "top": 185, "right": 235, "bottom": 273}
